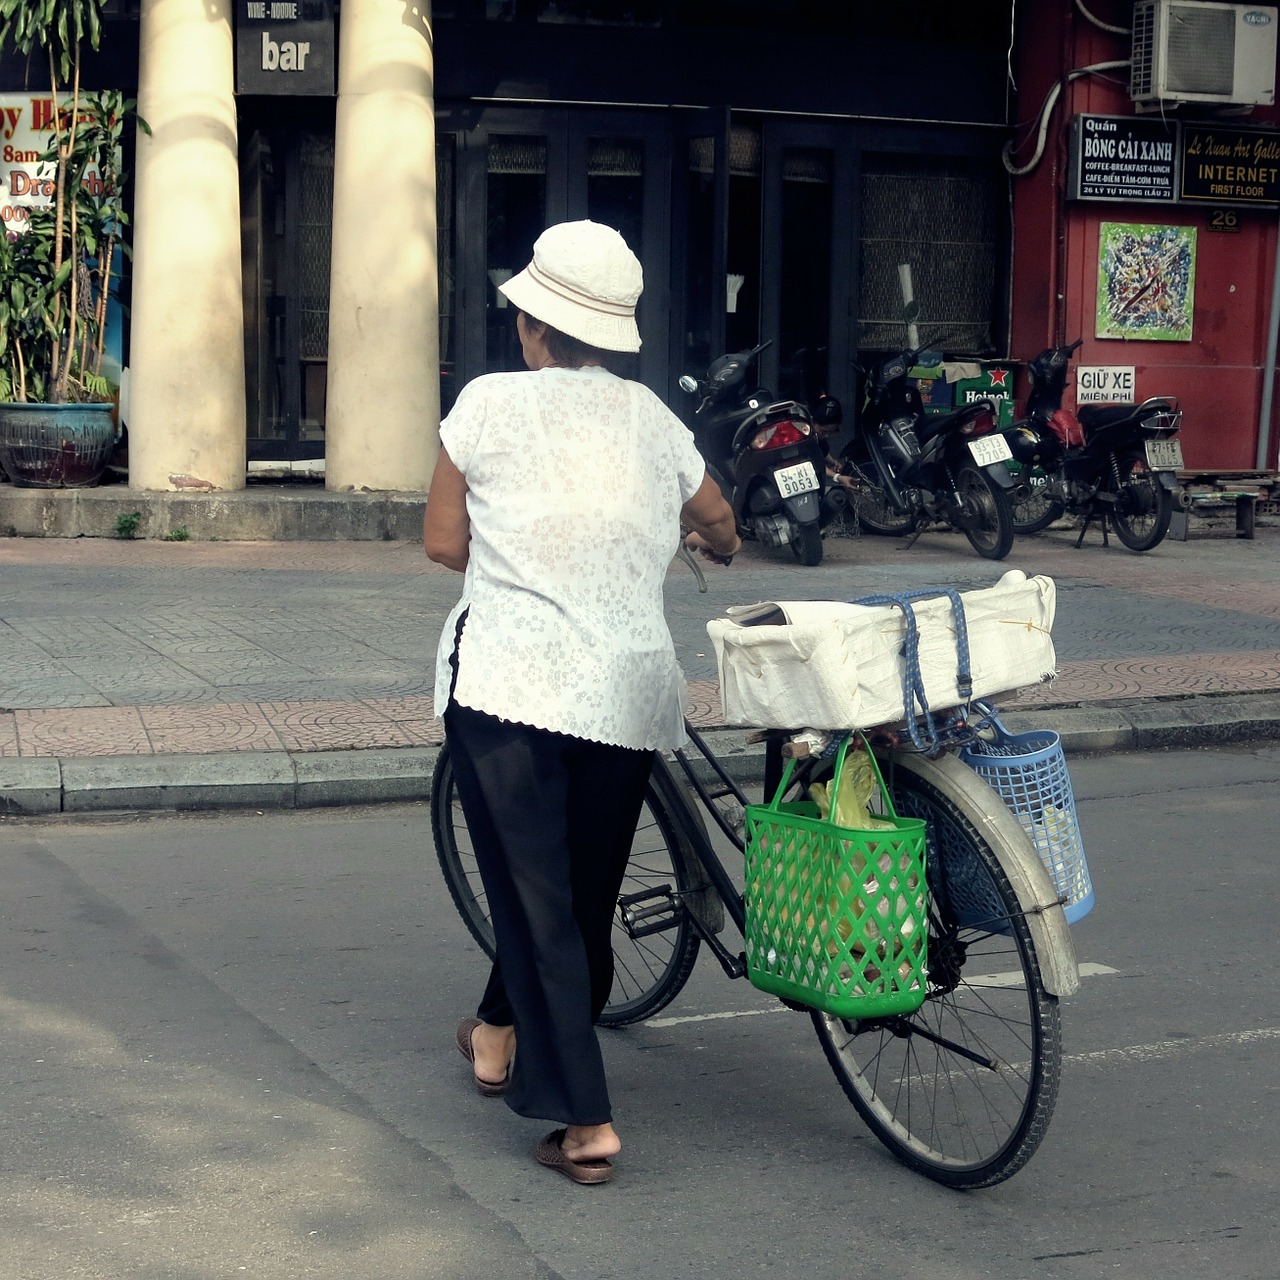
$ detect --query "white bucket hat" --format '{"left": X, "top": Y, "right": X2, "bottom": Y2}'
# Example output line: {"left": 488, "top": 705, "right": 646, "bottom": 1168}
{"left": 498, "top": 220, "right": 643, "bottom": 353}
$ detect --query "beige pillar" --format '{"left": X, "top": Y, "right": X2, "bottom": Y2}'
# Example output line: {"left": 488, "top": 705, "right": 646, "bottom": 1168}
{"left": 325, "top": 0, "right": 439, "bottom": 492}
{"left": 129, "top": 0, "right": 245, "bottom": 492}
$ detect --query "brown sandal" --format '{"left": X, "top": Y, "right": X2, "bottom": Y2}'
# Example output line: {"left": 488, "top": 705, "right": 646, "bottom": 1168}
{"left": 533, "top": 1129, "right": 614, "bottom": 1185}
{"left": 455, "top": 1017, "right": 511, "bottom": 1097}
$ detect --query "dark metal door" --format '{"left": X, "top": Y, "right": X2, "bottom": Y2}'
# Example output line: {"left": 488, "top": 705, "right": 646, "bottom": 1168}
{"left": 240, "top": 116, "right": 334, "bottom": 461}
{"left": 438, "top": 105, "right": 671, "bottom": 411}
{"left": 669, "top": 106, "right": 731, "bottom": 404}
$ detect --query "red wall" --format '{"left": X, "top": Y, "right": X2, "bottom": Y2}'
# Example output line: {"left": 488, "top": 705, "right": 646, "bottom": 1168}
{"left": 1010, "top": 0, "right": 1280, "bottom": 470}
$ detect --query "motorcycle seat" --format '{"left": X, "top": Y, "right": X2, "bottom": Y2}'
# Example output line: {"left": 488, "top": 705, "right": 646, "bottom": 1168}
{"left": 1078, "top": 396, "right": 1180, "bottom": 438}
{"left": 1077, "top": 403, "right": 1139, "bottom": 430}
{"left": 917, "top": 398, "right": 996, "bottom": 445}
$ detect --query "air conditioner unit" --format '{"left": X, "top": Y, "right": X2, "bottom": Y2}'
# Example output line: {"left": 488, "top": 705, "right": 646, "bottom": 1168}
{"left": 1131, "top": 0, "right": 1278, "bottom": 107}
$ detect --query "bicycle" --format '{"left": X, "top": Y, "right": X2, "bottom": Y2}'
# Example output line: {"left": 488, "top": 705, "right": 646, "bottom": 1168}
{"left": 430, "top": 564, "right": 1080, "bottom": 1189}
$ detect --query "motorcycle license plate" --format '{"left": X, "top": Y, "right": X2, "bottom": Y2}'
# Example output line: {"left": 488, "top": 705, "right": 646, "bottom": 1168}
{"left": 967, "top": 433, "right": 1013, "bottom": 467}
{"left": 774, "top": 461, "right": 820, "bottom": 498}
{"left": 1144, "top": 438, "right": 1184, "bottom": 470}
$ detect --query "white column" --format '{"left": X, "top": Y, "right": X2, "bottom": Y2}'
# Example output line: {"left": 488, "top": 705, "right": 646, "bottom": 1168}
{"left": 129, "top": 0, "right": 246, "bottom": 492}
{"left": 325, "top": 0, "right": 439, "bottom": 492}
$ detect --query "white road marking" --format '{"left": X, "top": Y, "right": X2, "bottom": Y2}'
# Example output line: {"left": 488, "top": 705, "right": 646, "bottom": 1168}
{"left": 967, "top": 961, "right": 1119, "bottom": 989}
{"left": 644, "top": 962, "right": 1119, "bottom": 1025}
{"left": 1064, "top": 1026, "right": 1280, "bottom": 1068}
{"left": 646, "top": 1007, "right": 782, "bottom": 1029}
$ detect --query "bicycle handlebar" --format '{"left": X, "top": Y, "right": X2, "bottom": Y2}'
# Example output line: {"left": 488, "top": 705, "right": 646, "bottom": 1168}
{"left": 675, "top": 538, "right": 708, "bottom": 593}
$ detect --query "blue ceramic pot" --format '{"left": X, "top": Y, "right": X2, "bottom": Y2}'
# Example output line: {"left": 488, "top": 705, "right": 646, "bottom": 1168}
{"left": 0, "top": 401, "right": 119, "bottom": 488}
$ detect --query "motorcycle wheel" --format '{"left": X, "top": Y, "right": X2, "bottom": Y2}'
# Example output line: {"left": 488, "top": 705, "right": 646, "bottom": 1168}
{"left": 1010, "top": 470, "right": 1066, "bottom": 535}
{"left": 840, "top": 460, "right": 915, "bottom": 535}
{"left": 1109, "top": 466, "right": 1174, "bottom": 551}
{"left": 956, "top": 464, "right": 1015, "bottom": 560}
{"left": 790, "top": 521, "right": 823, "bottom": 566}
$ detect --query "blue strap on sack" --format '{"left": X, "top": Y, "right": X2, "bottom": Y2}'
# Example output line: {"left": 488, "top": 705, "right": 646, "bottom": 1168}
{"left": 851, "top": 588, "right": 972, "bottom": 751}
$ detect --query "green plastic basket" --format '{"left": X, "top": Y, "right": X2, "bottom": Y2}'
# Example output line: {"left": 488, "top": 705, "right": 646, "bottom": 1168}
{"left": 743, "top": 736, "right": 929, "bottom": 1019}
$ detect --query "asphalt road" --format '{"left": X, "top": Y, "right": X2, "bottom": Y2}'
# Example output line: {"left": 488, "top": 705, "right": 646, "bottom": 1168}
{"left": 2, "top": 743, "right": 1278, "bottom": 1279}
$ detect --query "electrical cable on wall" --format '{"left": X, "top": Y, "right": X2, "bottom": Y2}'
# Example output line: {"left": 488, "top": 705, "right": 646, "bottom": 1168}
{"left": 1002, "top": 60, "right": 1132, "bottom": 176}
{"left": 1074, "top": 0, "right": 1130, "bottom": 36}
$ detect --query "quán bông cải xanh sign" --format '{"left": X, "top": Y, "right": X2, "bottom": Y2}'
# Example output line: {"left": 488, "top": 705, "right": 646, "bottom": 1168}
{"left": 1069, "top": 116, "right": 1280, "bottom": 210}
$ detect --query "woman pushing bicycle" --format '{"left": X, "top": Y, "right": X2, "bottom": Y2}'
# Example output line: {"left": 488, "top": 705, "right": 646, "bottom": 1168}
{"left": 423, "top": 220, "right": 739, "bottom": 1186}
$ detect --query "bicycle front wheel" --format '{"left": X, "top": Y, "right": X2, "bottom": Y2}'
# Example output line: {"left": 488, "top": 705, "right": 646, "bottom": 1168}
{"left": 429, "top": 743, "right": 702, "bottom": 1028}
{"left": 811, "top": 751, "right": 1062, "bottom": 1189}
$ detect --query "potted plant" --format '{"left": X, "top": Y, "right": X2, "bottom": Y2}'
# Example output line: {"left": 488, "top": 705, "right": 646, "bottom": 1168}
{"left": 0, "top": 0, "right": 143, "bottom": 487}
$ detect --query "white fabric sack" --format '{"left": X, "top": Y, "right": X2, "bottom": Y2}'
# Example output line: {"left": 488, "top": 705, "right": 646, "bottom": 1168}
{"left": 706, "top": 570, "right": 1057, "bottom": 730}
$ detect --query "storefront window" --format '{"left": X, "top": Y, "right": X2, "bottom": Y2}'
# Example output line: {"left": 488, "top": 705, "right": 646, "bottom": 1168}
{"left": 778, "top": 146, "right": 832, "bottom": 401}
{"left": 297, "top": 132, "right": 332, "bottom": 439}
{"left": 587, "top": 137, "right": 643, "bottom": 259}
{"left": 858, "top": 153, "right": 999, "bottom": 355}
{"left": 486, "top": 134, "right": 547, "bottom": 372}
{"left": 438, "top": 134, "right": 458, "bottom": 414}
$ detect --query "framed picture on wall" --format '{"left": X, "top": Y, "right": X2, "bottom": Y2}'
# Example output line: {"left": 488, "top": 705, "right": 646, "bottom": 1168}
{"left": 1096, "top": 223, "right": 1196, "bottom": 342}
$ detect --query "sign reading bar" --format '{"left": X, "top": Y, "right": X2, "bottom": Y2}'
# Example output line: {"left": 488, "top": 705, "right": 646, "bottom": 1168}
{"left": 236, "top": 0, "right": 335, "bottom": 96}
{"left": 1180, "top": 125, "right": 1280, "bottom": 207}
{"left": 1069, "top": 115, "right": 1177, "bottom": 203}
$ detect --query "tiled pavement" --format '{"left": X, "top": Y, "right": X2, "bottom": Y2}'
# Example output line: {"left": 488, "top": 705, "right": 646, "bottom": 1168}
{"left": 2, "top": 514, "right": 1279, "bottom": 762}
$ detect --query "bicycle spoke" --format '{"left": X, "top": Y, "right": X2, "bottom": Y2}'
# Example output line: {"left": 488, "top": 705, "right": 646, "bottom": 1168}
{"left": 812, "top": 752, "right": 1061, "bottom": 1187}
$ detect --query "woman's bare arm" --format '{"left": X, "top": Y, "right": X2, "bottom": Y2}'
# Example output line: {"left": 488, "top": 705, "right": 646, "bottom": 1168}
{"left": 681, "top": 471, "right": 741, "bottom": 562}
{"left": 423, "top": 448, "right": 471, "bottom": 572}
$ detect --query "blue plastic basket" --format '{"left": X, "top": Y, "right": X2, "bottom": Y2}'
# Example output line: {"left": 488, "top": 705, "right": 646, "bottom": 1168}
{"left": 959, "top": 712, "right": 1095, "bottom": 924}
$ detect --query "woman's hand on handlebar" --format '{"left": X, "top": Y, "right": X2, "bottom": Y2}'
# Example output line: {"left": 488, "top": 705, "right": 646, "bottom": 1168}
{"left": 684, "top": 529, "right": 738, "bottom": 566}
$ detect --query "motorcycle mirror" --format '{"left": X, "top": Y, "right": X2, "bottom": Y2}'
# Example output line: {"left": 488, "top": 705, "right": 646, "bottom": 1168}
{"left": 678, "top": 375, "right": 699, "bottom": 394}
{"left": 901, "top": 300, "right": 921, "bottom": 324}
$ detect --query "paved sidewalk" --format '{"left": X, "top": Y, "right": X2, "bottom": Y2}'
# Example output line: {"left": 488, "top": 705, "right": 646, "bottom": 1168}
{"left": 2, "top": 514, "right": 1279, "bottom": 813}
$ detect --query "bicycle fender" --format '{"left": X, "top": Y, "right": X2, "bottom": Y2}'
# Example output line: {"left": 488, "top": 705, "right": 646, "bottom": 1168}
{"left": 887, "top": 750, "right": 1081, "bottom": 997}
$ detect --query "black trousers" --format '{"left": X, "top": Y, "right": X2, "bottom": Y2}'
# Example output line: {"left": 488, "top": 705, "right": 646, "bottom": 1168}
{"left": 444, "top": 700, "right": 652, "bottom": 1126}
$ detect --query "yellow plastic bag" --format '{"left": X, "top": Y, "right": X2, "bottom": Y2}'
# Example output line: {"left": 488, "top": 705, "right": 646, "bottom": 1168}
{"left": 807, "top": 745, "right": 897, "bottom": 832}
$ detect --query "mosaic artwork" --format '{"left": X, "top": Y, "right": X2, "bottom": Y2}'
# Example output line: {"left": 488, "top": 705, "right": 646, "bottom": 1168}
{"left": 1095, "top": 222, "right": 1196, "bottom": 342}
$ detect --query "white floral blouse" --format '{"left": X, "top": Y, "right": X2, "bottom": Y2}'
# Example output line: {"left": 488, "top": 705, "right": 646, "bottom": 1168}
{"left": 433, "top": 366, "right": 707, "bottom": 751}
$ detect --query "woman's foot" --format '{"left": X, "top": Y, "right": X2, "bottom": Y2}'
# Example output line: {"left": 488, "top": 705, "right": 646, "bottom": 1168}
{"left": 561, "top": 1123, "right": 621, "bottom": 1163}
{"left": 455, "top": 1018, "right": 515, "bottom": 1095}
{"left": 534, "top": 1124, "right": 620, "bottom": 1186}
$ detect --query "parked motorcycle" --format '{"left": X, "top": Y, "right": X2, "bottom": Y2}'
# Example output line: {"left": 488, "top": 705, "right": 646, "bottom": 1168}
{"left": 679, "top": 340, "right": 839, "bottom": 567}
{"left": 1002, "top": 339, "right": 1185, "bottom": 551}
{"left": 835, "top": 344, "right": 1016, "bottom": 560}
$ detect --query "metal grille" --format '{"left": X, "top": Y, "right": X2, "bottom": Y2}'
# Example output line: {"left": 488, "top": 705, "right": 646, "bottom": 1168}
{"left": 1166, "top": 4, "right": 1236, "bottom": 95}
{"left": 858, "top": 155, "right": 1000, "bottom": 354}
{"left": 688, "top": 126, "right": 761, "bottom": 176}
{"left": 589, "top": 138, "right": 643, "bottom": 177}
{"left": 783, "top": 148, "right": 831, "bottom": 185}
{"left": 299, "top": 132, "right": 334, "bottom": 361}
{"left": 438, "top": 136, "right": 456, "bottom": 388}
{"left": 489, "top": 137, "right": 548, "bottom": 175}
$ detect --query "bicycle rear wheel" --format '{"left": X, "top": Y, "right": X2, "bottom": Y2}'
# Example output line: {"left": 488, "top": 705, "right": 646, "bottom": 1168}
{"left": 811, "top": 750, "right": 1062, "bottom": 1189}
{"left": 430, "top": 743, "right": 703, "bottom": 1028}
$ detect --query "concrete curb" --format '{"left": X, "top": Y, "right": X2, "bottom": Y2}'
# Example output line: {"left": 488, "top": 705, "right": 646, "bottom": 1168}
{"left": 0, "top": 747, "right": 441, "bottom": 816}
{"left": 3, "top": 694, "right": 1279, "bottom": 816}
{"left": 0, "top": 486, "right": 428, "bottom": 541}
